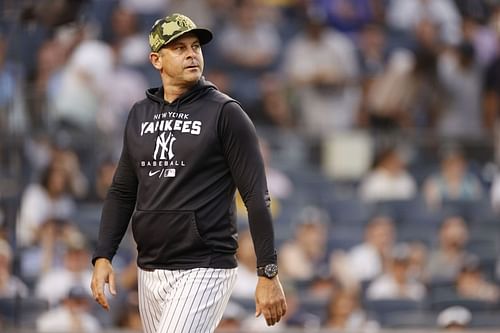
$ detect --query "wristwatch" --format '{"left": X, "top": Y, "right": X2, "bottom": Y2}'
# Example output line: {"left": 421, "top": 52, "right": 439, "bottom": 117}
{"left": 257, "top": 263, "right": 278, "bottom": 279}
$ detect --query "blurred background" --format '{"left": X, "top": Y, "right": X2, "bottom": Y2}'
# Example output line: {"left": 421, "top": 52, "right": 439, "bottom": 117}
{"left": 1, "top": 0, "right": 500, "bottom": 332}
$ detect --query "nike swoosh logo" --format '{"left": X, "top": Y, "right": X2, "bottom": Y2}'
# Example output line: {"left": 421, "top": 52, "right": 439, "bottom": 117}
{"left": 149, "top": 170, "right": 161, "bottom": 177}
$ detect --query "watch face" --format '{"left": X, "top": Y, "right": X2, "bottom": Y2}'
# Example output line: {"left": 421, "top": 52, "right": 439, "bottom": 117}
{"left": 264, "top": 264, "right": 278, "bottom": 278}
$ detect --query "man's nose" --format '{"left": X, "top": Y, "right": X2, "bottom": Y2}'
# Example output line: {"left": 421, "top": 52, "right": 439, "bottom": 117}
{"left": 187, "top": 47, "right": 198, "bottom": 58}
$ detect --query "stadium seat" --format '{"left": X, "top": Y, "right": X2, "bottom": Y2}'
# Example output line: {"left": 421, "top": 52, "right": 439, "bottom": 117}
{"left": 327, "top": 224, "right": 364, "bottom": 251}
{"left": 382, "top": 309, "right": 438, "bottom": 328}
{"left": 72, "top": 202, "right": 103, "bottom": 243}
{"left": 327, "top": 197, "right": 373, "bottom": 225}
{"left": 0, "top": 297, "right": 49, "bottom": 329}
{"left": 374, "top": 198, "right": 440, "bottom": 225}
{"left": 430, "top": 296, "right": 498, "bottom": 312}
{"left": 363, "top": 298, "right": 424, "bottom": 325}
{"left": 469, "top": 311, "right": 500, "bottom": 328}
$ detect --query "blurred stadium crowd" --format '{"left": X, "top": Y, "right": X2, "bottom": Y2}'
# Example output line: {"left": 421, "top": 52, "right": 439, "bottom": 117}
{"left": 1, "top": 0, "right": 500, "bottom": 332}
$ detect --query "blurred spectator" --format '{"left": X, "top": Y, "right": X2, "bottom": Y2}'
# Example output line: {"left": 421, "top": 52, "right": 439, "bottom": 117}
{"left": 0, "top": 32, "right": 27, "bottom": 137}
{"left": 408, "top": 18, "right": 447, "bottom": 129}
{"left": 422, "top": 145, "right": 483, "bottom": 210}
{"left": 283, "top": 8, "right": 359, "bottom": 137}
{"left": 436, "top": 305, "right": 472, "bottom": 330}
{"left": 366, "top": 243, "right": 427, "bottom": 301}
{"left": 36, "top": 285, "right": 102, "bottom": 333}
{"left": 32, "top": 24, "right": 85, "bottom": 130}
{"left": 205, "top": 67, "right": 231, "bottom": 94}
{"left": 49, "top": 39, "right": 114, "bottom": 137}
{"left": 315, "top": 0, "right": 383, "bottom": 35}
{"left": 87, "top": 158, "right": 118, "bottom": 203}
{"left": 232, "top": 229, "right": 258, "bottom": 300}
{"left": 116, "top": 291, "right": 142, "bottom": 331}
{"left": 0, "top": 238, "right": 28, "bottom": 298}
{"left": 280, "top": 285, "right": 321, "bottom": 330}
{"left": 483, "top": 6, "right": 500, "bottom": 164}
{"left": 426, "top": 216, "right": 470, "bottom": 282}
{"left": 455, "top": 255, "right": 500, "bottom": 302}
{"left": 332, "top": 216, "right": 395, "bottom": 288}
{"left": 412, "top": 17, "right": 444, "bottom": 54}
{"left": 359, "top": 146, "right": 417, "bottom": 202}
{"left": 120, "top": 0, "right": 169, "bottom": 17}
{"left": 35, "top": 237, "right": 93, "bottom": 306}
{"left": 491, "top": 169, "right": 500, "bottom": 214}
{"left": 355, "top": 22, "right": 390, "bottom": 127}
{"left": 359, "top": 49, "right": 414, "bottom": 130}
{"left": 407, "top": 45, "right": 445, "bottom": 129}
{"left": 460, "top": 15, "right": 498, "bottom": 68}
{"left": 17, "top": 163, "right": 76, "bottom": 247}
{"left": 361, "top": 19, "right": 445, "bottom": 130}
{"left": 252, "top": 73, "right": 296, "bottom": 129}
{"left": 51, "top": 145, "right": 89, "bottom": 199}
{"left": 28, "top": 0, "right": 87, "bottom": 29}
{"left": 453, "top": 0, "right": 492, "bottom": 24}
{"left": 216, "top": 301, "right": 246, "bottom": 332}
{"left": 324, "top": 288, "right": 379, "bottom": 332}
{"left": 278, "top": 206, "right": 329, "bottom": 283}
{"left": 20, "top": 219, "right": 85, "bottom": 281}
{"left": 169, "top": 0, "right": 217, "bottom": 32}
{"left": 356, "top": 23, "right": 390, "bottom": 81}
{"left": 305, "top": 270, "right": 339, "bottom": 302}
{"left": 23, "top": 134, "right": 55, "bottom": 177}
{"left": 437, "top": 42, "right": 483, "bottom": 139}
{"left": 406, "top": 241, "right": 429, "bottom": 283}
{"left": 108, "top": 5, "right": 149, "bottom": 67}
{"left": 217, "top": 0, "right": 282, "bottom": 109}
{"left": 96, "top": 52, "right": 148, "bottom": 157}
{"left": 259, "top": 138, "right": 294, "bottom": 201}
{"left": 386, "top": 0, "right": 462, "bottom": 46}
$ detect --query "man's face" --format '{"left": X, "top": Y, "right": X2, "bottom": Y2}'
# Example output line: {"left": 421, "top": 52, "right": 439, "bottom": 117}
{"left": 152, "top": 33, "right": 204, "bottom": 86}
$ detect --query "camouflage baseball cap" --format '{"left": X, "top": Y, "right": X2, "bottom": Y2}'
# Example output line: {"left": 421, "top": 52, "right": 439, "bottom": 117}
{"left": 149, "top": 13, "right": 213, "bottom": 52}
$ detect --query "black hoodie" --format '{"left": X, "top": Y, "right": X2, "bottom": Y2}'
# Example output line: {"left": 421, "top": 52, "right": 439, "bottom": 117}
{"left": 92, "top": 78, "right": 276, "bottom": 270}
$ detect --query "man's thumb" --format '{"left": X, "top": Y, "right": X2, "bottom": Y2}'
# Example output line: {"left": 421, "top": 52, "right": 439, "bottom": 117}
{"left": 108, "top": 273, "right": 117, "bottom": 295}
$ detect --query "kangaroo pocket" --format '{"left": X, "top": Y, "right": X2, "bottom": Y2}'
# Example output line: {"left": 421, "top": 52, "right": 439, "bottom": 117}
{"left": 132, "top": 210, "right": 211, "bottom": 268}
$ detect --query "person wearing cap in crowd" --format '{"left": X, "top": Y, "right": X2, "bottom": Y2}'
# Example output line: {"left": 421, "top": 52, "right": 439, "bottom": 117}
{"left": 90, "top": 13, "right": 286, "bottom": 333}
{"left": 436, "top": 305, "right": 472, "bottom": 330}
{"left": 365, "top": 243, "right": 426, "bottom": 301}
{"left": 36, "top": 285, "right": 102, "bottom": 333}
{"left": 0, "top": 238, "right": 28, "bottom": 298}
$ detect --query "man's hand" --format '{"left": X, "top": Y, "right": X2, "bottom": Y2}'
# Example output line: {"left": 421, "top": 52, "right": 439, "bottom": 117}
{"left": 90, "top": 258, "right": 116, "bottom": 310}
{"left": 255, "top": 275, "right": 287, "bottom": 326}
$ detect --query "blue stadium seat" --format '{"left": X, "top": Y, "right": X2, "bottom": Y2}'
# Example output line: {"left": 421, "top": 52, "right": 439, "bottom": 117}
{"left": 328, "top": 224, "right": 364, "bottom": 251}
{"left": 327, "top": 198, "right": 373, "bottom": 225}
{"left": 363, "top": 298, "right": 424, "bottom": 326}
{"left": 430, "top": 296, "right": 498, "bottom": 312}
{"left": 0, "top": 297, "right": 49, "bottom": 329}
{"left": 397, "top": 222, "right": 438, "bottom": 246}
{"left": 374, "top": 198, "right": 440, "bottom": 225}
{"left": 469, "top": 311, "right": 500, "bottom": 328}
{"left": 72, "top": 202, "right": 103, "bottom": 243}
{"left": 382, "top": 309, "right": 438, "bottom": 328}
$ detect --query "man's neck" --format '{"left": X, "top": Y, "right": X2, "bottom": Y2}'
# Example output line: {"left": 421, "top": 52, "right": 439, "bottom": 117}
{"left": 162, "top": 80, "right": 196, "bottom": 103}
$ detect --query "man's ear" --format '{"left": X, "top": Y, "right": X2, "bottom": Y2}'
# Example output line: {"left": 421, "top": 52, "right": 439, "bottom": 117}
{"left": 150, "top": 52, "right": 162, "bottom": 70}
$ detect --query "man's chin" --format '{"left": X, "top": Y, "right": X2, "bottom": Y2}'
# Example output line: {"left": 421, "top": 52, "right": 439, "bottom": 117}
{"left": 183, "top": 72, "right": 202, "bottom": 83}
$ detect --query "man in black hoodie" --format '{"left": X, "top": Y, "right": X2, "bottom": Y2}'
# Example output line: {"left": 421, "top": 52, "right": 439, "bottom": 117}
{"left": 90, "top": 13, "right": 287, "bottom": 333}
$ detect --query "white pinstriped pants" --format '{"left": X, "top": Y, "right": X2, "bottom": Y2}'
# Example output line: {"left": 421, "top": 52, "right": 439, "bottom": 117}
{"left": 138, "top": 267, "right": 238, "bottom": 333}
